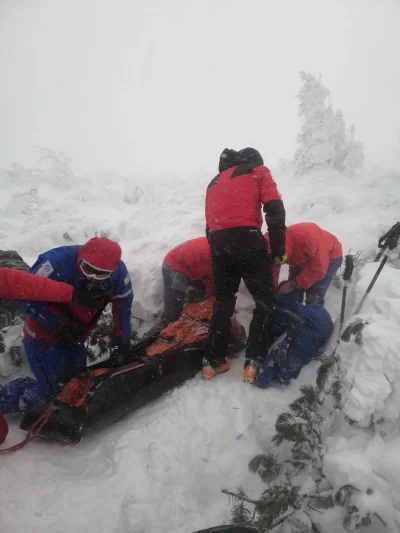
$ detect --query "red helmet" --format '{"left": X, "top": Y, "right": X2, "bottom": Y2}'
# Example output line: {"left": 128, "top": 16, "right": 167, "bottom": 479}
{"left": 78, "top": 238, "right": 122, "bottom": 280}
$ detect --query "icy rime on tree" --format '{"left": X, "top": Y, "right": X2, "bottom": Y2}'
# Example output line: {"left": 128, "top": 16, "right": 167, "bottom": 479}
{"left": 294, "top": 72, "right": 364, "bottom": 176}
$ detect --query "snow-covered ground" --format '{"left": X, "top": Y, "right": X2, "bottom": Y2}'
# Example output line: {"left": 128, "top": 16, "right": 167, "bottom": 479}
{"left": 0, "top": 162, "right": 400, "bottom": 533}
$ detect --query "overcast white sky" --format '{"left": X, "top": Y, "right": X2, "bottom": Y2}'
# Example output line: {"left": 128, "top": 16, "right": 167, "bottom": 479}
{"left": 0, "top": 0, "right": 399, "bottom": 176}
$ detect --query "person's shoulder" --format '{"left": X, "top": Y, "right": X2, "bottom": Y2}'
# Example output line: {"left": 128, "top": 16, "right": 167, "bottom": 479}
{"left": 254, "top": 164, "right": 273, "bottom": 177}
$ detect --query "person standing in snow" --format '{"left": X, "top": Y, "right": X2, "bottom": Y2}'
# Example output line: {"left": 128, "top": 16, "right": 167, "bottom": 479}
{"left": 204, "top": 147, "right": 286, "bottom": 383}
{"left": 146, "top": 236, "right": 214, "bottom": 336}
{"left": 265, "top": 222, "right": 343, "bottom": 305}
{"left": 0, "top": 238, "right": 133, "bottom": 414}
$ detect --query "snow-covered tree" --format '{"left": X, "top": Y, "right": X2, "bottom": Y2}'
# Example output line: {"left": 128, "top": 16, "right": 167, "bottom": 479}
{"left": 33, "top": 147, "right": 74, "bottom": 188}
{"left": 293, "top": 73, "right": 364, "bottom": 177}
{"left": 333, "top": 109, "right": 347, "bottom": 172}
{"left": 341, "top": 125, "right": 365, "bottom": 176}
{"left": 293, "top": 72, "right": 336, "bottom": 175}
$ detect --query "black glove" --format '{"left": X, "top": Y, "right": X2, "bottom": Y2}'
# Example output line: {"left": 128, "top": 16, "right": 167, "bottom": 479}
{"left": 59, "top": 319, "right": 88, "bottom": 342}
{"left": 110, "top": 337, "right": 131, "bottom": 367}
{"left": 71, "top": 288, "right": 108, "bottom": 308}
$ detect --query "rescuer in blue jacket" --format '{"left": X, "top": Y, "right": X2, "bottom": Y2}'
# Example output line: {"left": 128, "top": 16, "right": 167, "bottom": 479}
{"left": 0, "top": 237, "right": 133, "bottom": 413}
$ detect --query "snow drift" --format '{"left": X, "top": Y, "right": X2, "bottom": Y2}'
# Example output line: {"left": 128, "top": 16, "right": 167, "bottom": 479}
{"left": 0, "top": 160, "right": 400, "bottom": 533}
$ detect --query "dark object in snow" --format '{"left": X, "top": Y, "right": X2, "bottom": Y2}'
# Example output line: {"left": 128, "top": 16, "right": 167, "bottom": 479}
{"left": 0, "top": 410, "right": 8, "bottom": 444}
{"left": 0, "top": 250, "right": 30, "bottom": 326}
{"left": 20, "top": 299, "right": 246, "bottom": 445}
{"left": 191, "top": 527, "right": 261, "bottom": 533}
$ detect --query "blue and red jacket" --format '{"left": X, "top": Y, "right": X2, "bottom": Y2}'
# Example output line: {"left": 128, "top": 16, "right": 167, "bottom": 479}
{"left": 19, "top": 245, "right": 133, "bottom": 343}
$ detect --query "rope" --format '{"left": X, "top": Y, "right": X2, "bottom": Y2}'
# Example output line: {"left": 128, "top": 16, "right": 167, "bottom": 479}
{"left": 0, "top": 404, "right": 55, "bottom": 454}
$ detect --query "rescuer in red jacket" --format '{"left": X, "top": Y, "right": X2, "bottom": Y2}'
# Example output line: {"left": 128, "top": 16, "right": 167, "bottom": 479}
{"left": 204, "top": 147, "right": 286, "bottom": 383}
{"left": 145, "top": 237, "right": 214, "bottom": 336}
{"left": 265, "top": 223, "right": 343, "bottom": 305}
{"left": 163, "top": 236, "right": 214, "bottom": 320}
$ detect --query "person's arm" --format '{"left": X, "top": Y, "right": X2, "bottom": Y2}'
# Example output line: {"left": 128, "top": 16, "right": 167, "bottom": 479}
{"left": 259, "top": 167, "right": 286, "bottom": 260}
{"left": 111, "top": 262, "right": 133, "bottom": 338}
{"left": 294, "top": 245, "right": 331, "bottom": 289}
{"left": 0, "top": 268, "right": 74, "bottom": 302}
{"left": 18, "top": 254, "right": 72, "bottom": 332}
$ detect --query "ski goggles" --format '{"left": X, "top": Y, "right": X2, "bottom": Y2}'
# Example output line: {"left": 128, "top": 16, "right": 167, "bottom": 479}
{"left": 79, "top": 259, "right": 114, "bottom": 281}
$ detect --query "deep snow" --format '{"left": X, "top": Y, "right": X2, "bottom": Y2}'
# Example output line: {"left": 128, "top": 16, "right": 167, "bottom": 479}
{"left": 0, "top": 162, "right": 400, "bottom": 533}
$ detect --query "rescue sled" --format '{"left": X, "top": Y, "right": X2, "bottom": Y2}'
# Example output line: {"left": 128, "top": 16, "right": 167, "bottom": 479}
{"left": 20, "top": 299, "right": 246, "bottom": 445}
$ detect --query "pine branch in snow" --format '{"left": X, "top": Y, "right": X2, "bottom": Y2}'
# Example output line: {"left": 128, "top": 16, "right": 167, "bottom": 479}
{"left": 248, "top": 452, "right": 283, "bottom": 484}
{"left": 86, "top": 308, "right": 138, "bottom": 362}
{"left": 226, "top": 352, "right": 350, "bottom": 531}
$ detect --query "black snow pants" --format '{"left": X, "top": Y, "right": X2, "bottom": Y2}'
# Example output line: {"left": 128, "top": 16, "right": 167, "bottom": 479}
{"left": 206, "top": 227, "right": 276, "bottom": 367}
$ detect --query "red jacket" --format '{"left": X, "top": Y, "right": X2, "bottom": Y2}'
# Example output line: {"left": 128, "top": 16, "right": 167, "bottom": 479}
{"left": 164, "top": 237, "right": 214, "bottom": 297}
{"left": 0, "top": 268, "right": 74, "bottom": 302}
{"left": 0, "top": 411, "right": 8, "bottom": 444}
{"left": 205, "top": 164, "right": 282, "bottom": 232}
{"left": 265, "top": 223, "right": 342, "bottom": 289}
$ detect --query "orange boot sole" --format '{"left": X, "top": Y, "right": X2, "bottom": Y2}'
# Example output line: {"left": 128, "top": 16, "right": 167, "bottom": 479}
{"left": 202, "top": 359, "right": 231, "bottom": 380}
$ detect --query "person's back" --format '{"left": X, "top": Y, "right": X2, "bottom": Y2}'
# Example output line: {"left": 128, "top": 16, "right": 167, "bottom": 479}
{"left": 286, "top": 223, "right": 342, "bottom": 267}
{"left": 164, "top": 237, "right": 212, "bottom": 281}
{"left": 206, "top": 147, "right": 284, "bottom": 235}
{"left": 266, "top": 222, "right": 343, "bottom": 305}
{"left": 203, "top": 148, "right": 286, "bottom": 383}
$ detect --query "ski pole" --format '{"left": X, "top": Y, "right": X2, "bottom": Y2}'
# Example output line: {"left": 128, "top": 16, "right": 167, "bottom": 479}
{"left": 338, "top": 255, "right": 354, "bottom": 339}
{"left": 353, "top": 222, "right": 400, "bottom": 316}
{"left": 374, "top": 222, "right": 400, "bottom": 262}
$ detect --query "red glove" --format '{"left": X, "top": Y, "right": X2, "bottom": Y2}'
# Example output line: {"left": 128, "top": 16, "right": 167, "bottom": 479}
{"left": 0, "top": 411, "right": 8, "bottom": 445}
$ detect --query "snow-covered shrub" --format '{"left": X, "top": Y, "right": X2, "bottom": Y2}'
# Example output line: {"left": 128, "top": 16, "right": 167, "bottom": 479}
{"left": 293, "top": 72, "right": 364, "bottom": 177}
{"left": 294, "top": 72, "right": 336, "bottom": 175}
{"left": 33, "top": 147, "right": 74, "bottom": 189}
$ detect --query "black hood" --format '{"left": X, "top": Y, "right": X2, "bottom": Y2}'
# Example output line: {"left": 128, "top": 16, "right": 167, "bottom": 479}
{"left": 218, "top": 148, "right": 248, "bottom": 172}
{"left": 238, "top": 147, "right": 264, "bottom": 167}
{"left": 218, "top": 147, "right": 264, "bottom": 173}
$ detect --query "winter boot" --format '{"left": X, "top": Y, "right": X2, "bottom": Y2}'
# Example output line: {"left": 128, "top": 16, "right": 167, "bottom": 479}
{"left": 202, "top": 358, "right": 231, "bottom": 380}
{"left": 243, "top": 359, "right": 259, "bottom": 384}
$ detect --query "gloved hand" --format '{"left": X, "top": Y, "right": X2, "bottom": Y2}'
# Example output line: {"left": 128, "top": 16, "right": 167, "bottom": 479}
{"left": 272, "top": 254, "right": 287, "bottom": 266}
{"left": 278, "top": 280, "right": 297, "bottom": 294}
{"left": 110, "top": 336, "right": 131, "bottom": 367}
{"left": 71, "top": 288, "right": 108, "bottom": 308}
{"left": 59, "top": 319, "right": 88, "bottom": 342}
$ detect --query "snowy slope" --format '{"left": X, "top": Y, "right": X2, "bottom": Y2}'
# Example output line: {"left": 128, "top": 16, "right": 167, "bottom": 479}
{"left": 0, "top": 163, "right": 400, "bottom": 533}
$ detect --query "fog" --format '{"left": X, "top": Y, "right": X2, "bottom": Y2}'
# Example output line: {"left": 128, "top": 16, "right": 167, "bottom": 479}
{"left": 0, "top": 0, "right": 399, "bottom": 175}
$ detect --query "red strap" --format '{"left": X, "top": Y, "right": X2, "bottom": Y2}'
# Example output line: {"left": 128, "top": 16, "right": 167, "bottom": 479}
{"left": 0, "top": 404, "right": 55, "bottom": 454}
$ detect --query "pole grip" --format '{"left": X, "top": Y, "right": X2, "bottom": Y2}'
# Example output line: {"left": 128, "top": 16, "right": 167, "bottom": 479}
{"left": 378, "top": 222, "right": 400, "bottom": 250}
{"left": 343, "top": 255, "right": 354, "bottom": 282}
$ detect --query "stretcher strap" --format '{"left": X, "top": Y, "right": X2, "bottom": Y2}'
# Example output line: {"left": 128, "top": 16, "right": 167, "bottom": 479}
{"left": 0, "top": 404, "right": 55, "bottom": 454}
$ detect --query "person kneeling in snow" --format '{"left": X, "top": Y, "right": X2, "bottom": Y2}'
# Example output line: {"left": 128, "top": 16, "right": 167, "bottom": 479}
{"left": 256, "top": 292, "right": 333, "bottom": 388}
{"left": 0, "top": 238, "right": 133, "bottom": 415}
{"left": 266, "top": 222, "right": 342, "bottom": 305}
{"left": 146, "top": 237, "right": 214, "bottom": 336}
